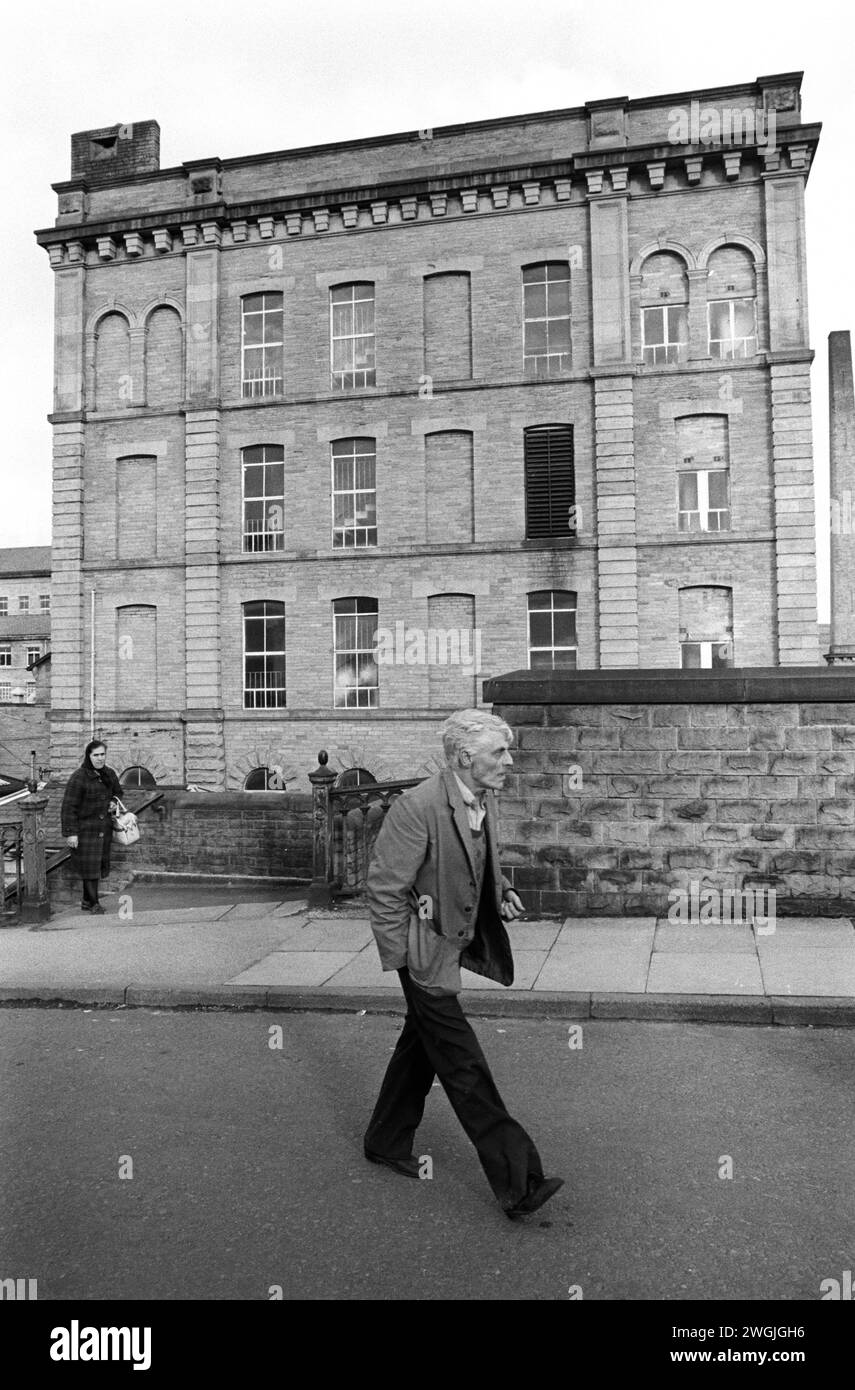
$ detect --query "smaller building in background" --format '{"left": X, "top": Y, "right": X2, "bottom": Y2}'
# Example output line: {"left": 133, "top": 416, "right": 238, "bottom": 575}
{"left": 0, "top": 547, "right": 52, "bottom": 784}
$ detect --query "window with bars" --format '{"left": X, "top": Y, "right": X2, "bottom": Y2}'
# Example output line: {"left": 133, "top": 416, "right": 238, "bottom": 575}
{"left": 243, "top": 446, "right": 285, "bottom": 552}
{"left": 677, "top": 469, "right": 731, "bottom": 532}
{"left": 241, "top": 293, "right": 284, "bottom": 398}
{"left": 332, "top": 439, "right": 377, "bottom": 548}
{"left": 333, "top": 597, "right": 378, "bottom": 708}
{"left": 524, "top": 425, "right": 576, "bottom": 539}
{"left": 331, "top": 284, "right": 376, "bottom": 390}
{"left": 119, "top": 766, "right": 157, "bottom": 789}
{"left": 708, "top": 299, "right": 756, "bottom": 359}
{"left": 0, "top": 683, "right": 11, "bottom": 701}
{"left": 243, "top": 601, "right": 286, "bottom": 708}
{"left": 523, "top": 263, "right": 571, "bottom": 378}
{"left": 527, "top": 591, "right": 578, "bottom": 670}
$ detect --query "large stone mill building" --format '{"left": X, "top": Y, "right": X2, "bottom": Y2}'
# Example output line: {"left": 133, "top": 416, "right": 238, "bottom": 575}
{"left": 36, "top": 71, "right": 822, "bottom": 790}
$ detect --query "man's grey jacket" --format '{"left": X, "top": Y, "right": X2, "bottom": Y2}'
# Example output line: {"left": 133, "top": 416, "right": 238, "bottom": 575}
{"left": 366, "top": 767, "right": 515, "bottom": 995}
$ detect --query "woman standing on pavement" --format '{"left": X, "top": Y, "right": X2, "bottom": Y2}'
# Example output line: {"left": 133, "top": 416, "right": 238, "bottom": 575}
{"left": 60, "top": 740, "right": 123, "bottom": 914}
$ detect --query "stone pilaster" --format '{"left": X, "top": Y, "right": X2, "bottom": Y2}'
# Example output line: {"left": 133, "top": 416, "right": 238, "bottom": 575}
{"left": 764, "top": 171, "right": 810, "bottom": 351}
{"left": 770, "top": 360, "right": 820, "bottom": 664}
{"left": 588, "top": 196, "right": 632, "bottom": 366}
{"left": 53, "top": 266, "right": 85, "bottom": 412}
{"left": 828, "top": 330, "right": 855, "bottom": 660}
{"left": 183, "top": 410, "right": 225, "bottom": 788}
{"left": 50, "top": 420, "right": 89, "bottom": 778}
{"left": 594, "top": 374, "right": 639, "bottom": 667}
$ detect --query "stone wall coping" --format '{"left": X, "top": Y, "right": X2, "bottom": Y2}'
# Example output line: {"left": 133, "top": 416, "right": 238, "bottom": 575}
{"left": 485, "top": 667, "right": 855, "bottom": 707}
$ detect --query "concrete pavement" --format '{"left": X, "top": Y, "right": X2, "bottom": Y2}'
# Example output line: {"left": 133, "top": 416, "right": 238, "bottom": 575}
{"left": 2, "top": 888, "right": 855, "bottom": 1026}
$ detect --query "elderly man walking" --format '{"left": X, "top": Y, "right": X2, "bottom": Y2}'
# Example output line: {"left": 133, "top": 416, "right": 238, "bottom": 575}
{"left": 363, "top": 709, "right": 563, "bottom": 1219}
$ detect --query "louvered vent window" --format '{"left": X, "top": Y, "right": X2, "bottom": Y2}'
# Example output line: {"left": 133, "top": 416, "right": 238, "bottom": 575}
{"left": 524, "top": 425, "right": 575, "bottom": 539}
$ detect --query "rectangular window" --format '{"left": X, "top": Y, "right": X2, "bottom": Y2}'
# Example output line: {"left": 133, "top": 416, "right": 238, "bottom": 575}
{"left": 528, "top": 591, "right": 577, "bottom": 670}
{"left": 0, "top": 646, "right": 11, "bottom": 667}
{"left": 241, "top": 293, "right": 284, "bottom": 398}
{"left": 243, "top": 446, "right": 285, "bottom": 553}
{"left": 523, "top": 264, "right": 571, "bottom": 378}
{"left": 0, "top": 597, "right": 8, "bottom": 615}
{"left": 26, "top": 682, "right": 36, "bottom": 703}
{"left": 26, "top": 646, "right": 41, "bottom": 665}
{"left": 642, "top": 305, "right": 688, "bottom": 364}
{"left": 524, "top": 425, "right": 576, "bottom": 539}
{"left": 677, "top": 470, "right": 731, "bottom": 532}
{"left": 39, "top": 594, "right": 50, "bottom": 611}
{"left": 18, "top": 595, "right": 30, "bottom": 613}
{"left": 333, "top": 597, "right": 378, "bottom": 708}
{"left": 681, "top": 640, "right": 732, "bottom": 669}
{"left": 243, "top": 601, "right": 286, "bottom": 709}
{"left": 332, "top": 439, "right": 377, "bottom": 548}
{"left": 708, "top": 299, "right": 756, "bottom": 359}
{"left": 0, "top": 683, "right": 12, "bottom": 701}
{"left": 331, "top": 284, "right": 376, "bottom": 390}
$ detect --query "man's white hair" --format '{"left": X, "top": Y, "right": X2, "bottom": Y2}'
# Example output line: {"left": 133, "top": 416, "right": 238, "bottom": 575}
{"left": 441, "top": 709, "right": 513, "bottom": 764}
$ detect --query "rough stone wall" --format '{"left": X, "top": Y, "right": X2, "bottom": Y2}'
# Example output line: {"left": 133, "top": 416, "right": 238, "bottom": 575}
{"left": 493, "top": 697, "right": 855, "bottom": 916}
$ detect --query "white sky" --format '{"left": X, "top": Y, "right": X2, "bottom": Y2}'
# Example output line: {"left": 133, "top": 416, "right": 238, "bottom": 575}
{"left": 2, "top": 0, "right": 853, "bottom": 620}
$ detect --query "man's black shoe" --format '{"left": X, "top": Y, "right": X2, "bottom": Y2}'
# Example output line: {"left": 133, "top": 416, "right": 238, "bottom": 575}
{"left": 364, "top": 1149, "right": 421, "bottom": 1180}
{"left": 81, "top": 902, "right": 92, "bottom": 911}
{"left": 505, "top": 1176, "right": 564, "bottom": 1219}
{"left": 89, "top": 903, "right": 105, "bottom": 915}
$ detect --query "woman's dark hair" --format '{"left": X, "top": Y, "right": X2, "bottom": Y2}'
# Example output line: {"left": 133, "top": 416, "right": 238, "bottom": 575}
{"left": 83, "top": 739, "right": 107, "bottom": 768}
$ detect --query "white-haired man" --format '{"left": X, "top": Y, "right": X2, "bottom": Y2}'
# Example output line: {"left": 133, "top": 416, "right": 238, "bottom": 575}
{"left": 363, "top": 709, "right": 563, "bottom": 1219}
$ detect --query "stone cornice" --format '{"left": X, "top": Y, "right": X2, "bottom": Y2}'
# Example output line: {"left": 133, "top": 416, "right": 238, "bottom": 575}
{"left": 36, "top": 124, "right": 821, "bottom": 266}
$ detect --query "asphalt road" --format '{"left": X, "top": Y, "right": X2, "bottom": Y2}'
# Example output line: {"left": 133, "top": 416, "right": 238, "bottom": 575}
{"left": 1, "top": 1007, "right": 853, "bottom": 1301}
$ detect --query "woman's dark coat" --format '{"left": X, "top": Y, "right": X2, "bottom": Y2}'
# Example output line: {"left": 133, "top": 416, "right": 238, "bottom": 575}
{"left": 60, "top": 763, "right": 124, "bottom": 880}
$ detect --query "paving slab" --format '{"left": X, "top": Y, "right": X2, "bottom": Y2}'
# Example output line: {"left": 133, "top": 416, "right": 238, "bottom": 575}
{"left": 755, "top": 919, "right": 855, "bottom": 941}
{"left": 653, "top": 924, "right": 756, "bottom": 954}
{"left": 227, "top": 951, "right": 357, "bottom": 987}
{"left": 757, "top": 950, "right": 855, "bottom": 997}
{"left": 217, "top": 903, "right": 286, "bottom": 920}
{"left": 558, "top": 917, "right": 656, "bottom": 943}
{"left": 271, "top": 921, "right": 372, "bottom": 951}
{"left": 533, "top": 945, "right": 650, "bottom": 993}
{"left": 271, "top": 901, "right": 310, "bottom": 918}
{"left": 505, "top": 921, "right": 562, "bottom": 950}
{"left": 461, "top": 951, "right": 549, "bottom": 991}
{"left": 646, "top": 953, "right": 765, "bottom": 995}
{"left": 321, "top": 948, "right": 401, "bottom": 988}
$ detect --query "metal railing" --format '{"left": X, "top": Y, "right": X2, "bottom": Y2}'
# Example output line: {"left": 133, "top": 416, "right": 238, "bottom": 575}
{"left": 308, "top": 751, "right": 423, "bottom": 903}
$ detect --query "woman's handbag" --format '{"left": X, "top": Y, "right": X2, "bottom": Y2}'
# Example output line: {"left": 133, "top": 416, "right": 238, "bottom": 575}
{"left": 111, "top": 797, "right": 140, "bottom": 847}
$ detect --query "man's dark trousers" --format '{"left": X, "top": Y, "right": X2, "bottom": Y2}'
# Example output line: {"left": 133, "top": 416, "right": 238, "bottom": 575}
{"left": 364, "top": 967, "right": 544, "bottom": 1208}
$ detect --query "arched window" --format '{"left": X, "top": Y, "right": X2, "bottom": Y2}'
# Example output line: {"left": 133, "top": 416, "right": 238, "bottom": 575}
{"left": 145, "top": 306, "right": 183, "bottom": 407}
{"left": 243, "top": 766, "right": 289, "bottom": 791}
{"left": 706, "top": 246, "right": 757, "bottom": 359}
{"left": 334, "top": 768, "right": 377, "bottom": 788}
{"left": 120, "top": 766, "right": 157, "bottom": 789}
{"left": 640, "top": 253, "right": 689, "bottom": 365}
{"left": 94, "top": 313, "right": 131, "bottom": 410}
